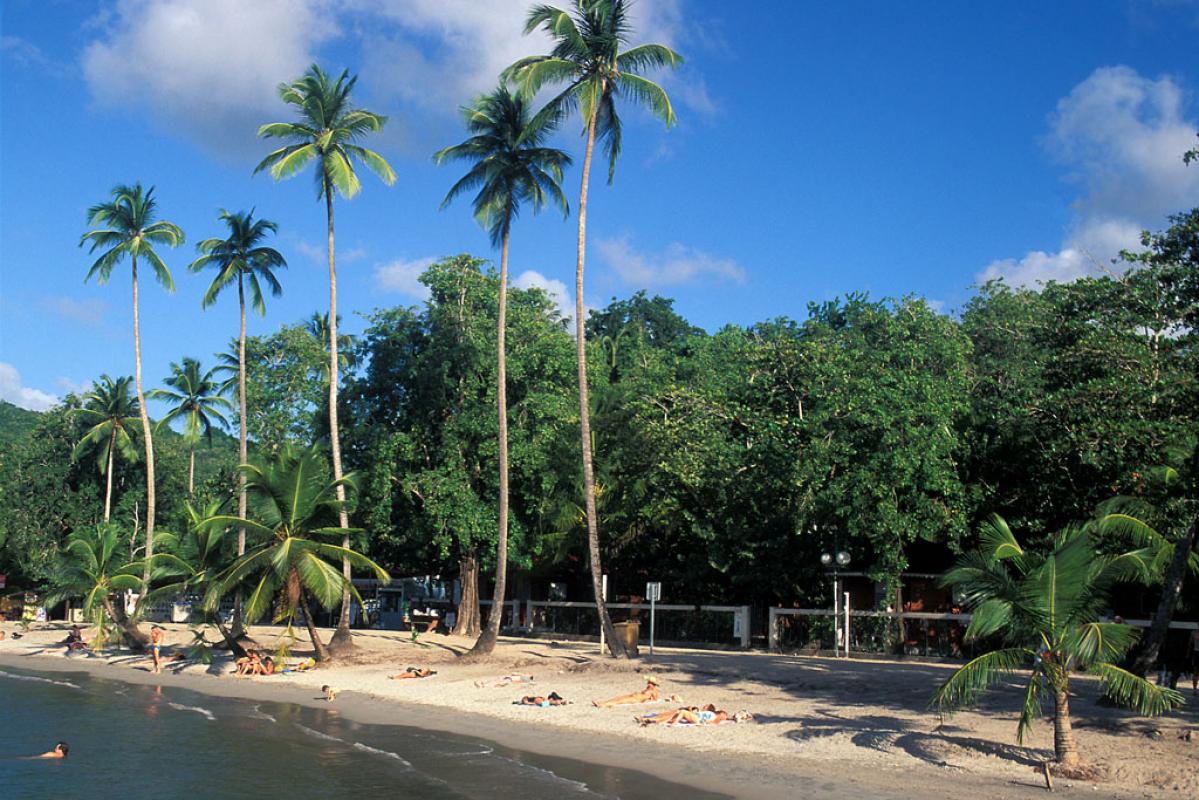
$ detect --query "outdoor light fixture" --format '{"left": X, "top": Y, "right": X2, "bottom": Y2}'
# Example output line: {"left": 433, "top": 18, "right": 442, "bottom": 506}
{"left": 821, "top": 545, "right": 852, "bottom": 658}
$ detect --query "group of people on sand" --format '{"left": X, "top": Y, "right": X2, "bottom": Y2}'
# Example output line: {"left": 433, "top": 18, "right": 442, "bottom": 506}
{"left": 235, "top": 649, "right": 276, "bottom": 676}
{"left": 589, "top": 676, "right": 753, "bottom": 727}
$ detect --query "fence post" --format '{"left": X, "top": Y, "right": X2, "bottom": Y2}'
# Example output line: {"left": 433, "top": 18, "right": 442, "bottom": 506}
{"left": 768, "top": 607, "right": 778, "bottom": 651}
{"left": 737, "top": 606, "right": 751, "bottom": 649}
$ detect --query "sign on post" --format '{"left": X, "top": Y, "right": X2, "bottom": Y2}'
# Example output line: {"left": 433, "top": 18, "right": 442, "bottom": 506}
{"left": 646, "top": 582, "right": 662, "bottom": 656}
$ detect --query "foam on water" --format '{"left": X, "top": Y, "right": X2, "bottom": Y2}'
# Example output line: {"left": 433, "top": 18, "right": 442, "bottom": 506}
{"left": 352, "top": 741, "right": 414, "bottom": 768}
{"left": 250, "top": 705, "right": 277, "bottom": 723}
{"left": 167, "top": 702, "right": 216, "bottom": 721}
{"left": 296, "top": 723, "right": 344, "bottom": 743}
{"left": 0, "top": 669, "right": 81, "bottom": 690}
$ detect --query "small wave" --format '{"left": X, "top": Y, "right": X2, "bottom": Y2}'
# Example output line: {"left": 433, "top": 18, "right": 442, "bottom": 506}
{"left": 352, "top": 742, "right": 413, "bottom": 767}
{"left": 489, "top": 755, "right": 596, "bottom": 795}
{"left": 168, "top": 702, "right": 215, "bottom": 721}
{"left": 0, "top": 670, "right": 81, "bottom": 690}
{"left": 251, "top": 705, "right": 277, "bottom": 723}
{"left": 434, "top": 745, "right": 494, "bottom": 757}
{"left": 296, "top": 724, "right": 344, "bottom": 743}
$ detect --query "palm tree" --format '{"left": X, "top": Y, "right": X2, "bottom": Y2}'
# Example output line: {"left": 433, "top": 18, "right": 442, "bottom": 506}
{"left": 931, "top": 514, "right": 1184, "bottom": 767}
{"left": 80, "top": 183, "right": 184, "bottom": 589}
{"left": 505, "top": 0, "right": 680, "bottom": 657}
{"left": 149, "top": 358, "right": 232, "bottom": 496}
{"left": 256, "top": 63, "right": 395, "bottom": 652}
{"left": 1096, "top": 442, "right": 1199, "bottom": 676}
{"left": 73, "top": 375, "right": 140, "bottom": 522}
{"left": 435, "top": 85, "right": 571, "bottom": 656}
{"left": 190, "top": 209, "right": 286, "bottom": 571}
{"left": 305, "top": 312, "right": 357, "bottom": 380}
{"left": 48, "top": 523, "right": 150, "bottom": 650}
{"left": 202, "top": 446, "right": 388, "bottom": 662}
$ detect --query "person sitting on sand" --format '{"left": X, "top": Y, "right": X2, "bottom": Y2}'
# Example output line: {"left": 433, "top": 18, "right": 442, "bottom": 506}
{"left": 0, "top": 630, "right": 6, "bottom": 641}
{"left": 475, "top": 673, "right": 533, "bottom": 688}
{"left": 37, "top": 742, "right": 69, "bottom": 759}
{"left": 322, "top": 685, "right": 338, "bottom": 701}
{"left": 592, "top": 676, "right": 660, "bottom": 708}
{"left": 64, "top": 626, "right": 88, "bottom": 651}
{"left": 390, "top": 666, "right": 437, "bottom": 680}
{"left": 515, "top": 692, "right": 568, "bottom": 707}
{"left": 236, "top": 650, "right": 262, "bottom": 676}
{"left": 261, "top": 656, "right": 276, "bottom": 676}
{"left": 149, "top": 625, "right": 165, "bottom": 674}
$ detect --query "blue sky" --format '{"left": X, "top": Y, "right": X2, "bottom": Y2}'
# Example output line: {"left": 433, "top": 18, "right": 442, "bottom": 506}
{"left": 2, "top": 0, "right": 1198, "bottom": 415}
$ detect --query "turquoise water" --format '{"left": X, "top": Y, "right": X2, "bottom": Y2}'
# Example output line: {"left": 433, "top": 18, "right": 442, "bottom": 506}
{"left": 0, "top": 666, "right": 728, "bottom": 800}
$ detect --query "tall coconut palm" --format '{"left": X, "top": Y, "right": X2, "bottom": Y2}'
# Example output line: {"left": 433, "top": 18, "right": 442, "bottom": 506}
{"left": 80, "top": 183, "right": 184, "bottom": 589}
{"left": 305, "top": 312, "right": 357, "bottom": 381}
{"left": 505, "top": 0, "right": 680, "bottom": 657}
{"left": 434, "top": 85, "right": 571, "bottom": 656}
{"left": 190, "top": 209, "right": 286, "bottom": 573}
{"left": 255, "top": 64, "right": 396, "bottom": 652}
{"left": 149, "top": 357, "right": 232, "bottom": 496}
{"left": 931, "top": 514, "right": 1183, "bottom": 767}
{"left": 73, "top": 375, "right": 140, "bottom": 522}
{"left": 203, "top": 446, "right": 388, "bottom": 662}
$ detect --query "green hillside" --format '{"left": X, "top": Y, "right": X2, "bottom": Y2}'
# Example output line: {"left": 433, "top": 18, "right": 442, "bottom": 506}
{"left": 0, "top": 400, "right": 41, "bottom": 449}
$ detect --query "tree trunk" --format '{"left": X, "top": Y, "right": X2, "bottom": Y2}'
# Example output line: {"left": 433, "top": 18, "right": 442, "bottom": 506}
{"left": 132, "top": 255, "right": 157, "bottom": 590}
{"left": 1131, "top": 515, "right": 1198, "bottom": 676}
{"left": 323, "top": 177, "right": 355, "bottom": 654}
{"left": 576, "top": 100, "right": 626, "bottom": 659}
{"left": 1053, "top": 686, "right": 1080, "bottom": 766}
{"left": 298, "top": 585, "right": 330, "bottom": 663}
{"left": 187, "top": 447, "right": 195, "bottom": 497}
{"left": 233, "top": 275, "right": 249, "bottom": 635}
{"left": 103, "top": 428, "right": 116, "bottom": 522}
{"left": 101, "top": 594, "right": 149, "bottom": 651}
{"left": 469, "top": 220, "right": 512, "bottom": 658}
{"left": 453, "top": 551, "right": 481, "bottom": 638}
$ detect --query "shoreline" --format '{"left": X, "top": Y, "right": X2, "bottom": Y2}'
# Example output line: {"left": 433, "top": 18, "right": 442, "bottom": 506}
{"left": 2, "top": 624, "right": 1194, "bottom": 799}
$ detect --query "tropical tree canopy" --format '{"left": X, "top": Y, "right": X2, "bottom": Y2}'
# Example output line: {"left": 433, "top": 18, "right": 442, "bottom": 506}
{"left": 150, "top": 357, "right": 232, "bottom": 445}
{"left": 190, "top": 209, "right": 286, "bottom": 314}
{"left": 79, "top": 183, "right": 184, "bottom": 288}
{"left": 72, "top": 375, "right": 140, "bottom": 473}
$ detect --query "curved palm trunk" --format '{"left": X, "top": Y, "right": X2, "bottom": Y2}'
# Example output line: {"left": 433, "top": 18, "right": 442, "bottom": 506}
{"left": 323, "top": 179, "right": 355, "bottom": 653}
{"left": 297, "top": 584, "right": 330, "bottom": 663}
{"left": 103, "top": 428, "right": 116, "bottom": 522}
{"left": 1131, "top": 515, "right": 1198, "bottom": 676}
{"left": 469, "top": 221, "right": 512, "bottom": 657}
{"left": 1052, "top": 687, "right": 1080, "bottom": 766}
{"left": 576, "top": 105, "right": 626, "bottom": 659}
{"left": 101, "top": 594, "right": 149, "bottom": 651}
{"left": 233, "top": 276, "right": 249, "bottom": 635}
{"left": 132, "top": 256, "right": 157, "bottom": 591}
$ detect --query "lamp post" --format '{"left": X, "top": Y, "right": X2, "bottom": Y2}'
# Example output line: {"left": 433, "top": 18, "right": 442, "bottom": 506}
{"left": 821, "top": 548, "right": 851, "bottom": 657}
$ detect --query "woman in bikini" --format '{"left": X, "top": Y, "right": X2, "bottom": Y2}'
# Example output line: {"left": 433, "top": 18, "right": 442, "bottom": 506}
{"left": 149, "top": 626, "right": 164, "bottom": 674}
{"left": 390, "top": 666, "right": 437, "bottom": 680}
{"left": 515, "top": 692, "right": 568, "bottom": 707}
{"left": 592, "top": 676, "right": 659, "bottom": 708}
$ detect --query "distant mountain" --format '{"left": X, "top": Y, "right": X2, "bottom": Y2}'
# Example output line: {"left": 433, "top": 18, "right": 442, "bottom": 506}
{"left": 0, "top": 400, "right": 41, "bottom": 449}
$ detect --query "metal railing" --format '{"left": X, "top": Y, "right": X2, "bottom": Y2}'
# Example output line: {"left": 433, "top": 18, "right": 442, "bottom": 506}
{"left": 526, "top": 600, "right": 751, "bottom": 648}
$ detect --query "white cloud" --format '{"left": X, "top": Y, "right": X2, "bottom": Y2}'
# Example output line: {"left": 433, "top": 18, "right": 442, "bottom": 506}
{"left": 512, "top": 269, "right": 577, "bottom": 322}
{"left": 374, "top": 256, "right": 435, "bottom": 299}
{"left": 980, "top": 66, "right": 1199, "bottom": 288}
{"left": 55, "top": 377, "right": 94, "bottom": 397}
{"left": 41, "top": 295, "right": 110, "bottom": 327}
{"left": 0, "top": 363, "right": 59, "bottom": 411}
{"left": 296, "top": 240, "right": 367, "bottom": 265}
{"left": 81, "top": 0, "right": 337, "bottom": 158}
{"left": 1, "top": 35, "right": 71, "bottom": 77}
{"left": 596, "top": 236, "right": 746, "bottom": 288}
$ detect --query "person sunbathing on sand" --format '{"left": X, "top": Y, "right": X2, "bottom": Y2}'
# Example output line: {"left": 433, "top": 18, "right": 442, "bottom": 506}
{"left": 390, "top": 666, "right": 437, "bottom": 680}
{"left": 637, "top": 704, "right": 752, "bottom": 726}
{"left": 592, "top": 676, "right": 659, "bottom": 708}
{"left": 475, "top": 673, "right": 533, "bottom": 688}
{"left": 515, "top": 692, "right": 569, "bottom": 707}
{"left": 322, "top": 685, "right": 338, "bottom": 701}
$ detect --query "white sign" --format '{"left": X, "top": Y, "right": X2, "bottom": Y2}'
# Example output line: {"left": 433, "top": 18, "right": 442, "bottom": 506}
{"left": 646, "top": 582, "right": 661, "bottom": 602}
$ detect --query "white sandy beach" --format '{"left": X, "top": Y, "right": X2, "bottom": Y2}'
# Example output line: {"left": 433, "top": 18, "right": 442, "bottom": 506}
{"left": 1, "top": 622, "right": 1195, "bottom": 799}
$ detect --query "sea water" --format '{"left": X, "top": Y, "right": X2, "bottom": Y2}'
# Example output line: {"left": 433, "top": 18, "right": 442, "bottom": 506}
{"left": 0, "top": 666, "right": 728, "bottom": 800}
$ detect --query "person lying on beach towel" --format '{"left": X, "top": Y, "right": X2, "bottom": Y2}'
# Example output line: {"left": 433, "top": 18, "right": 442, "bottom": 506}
{"left": 592, "top": 676, "right": 659, "bottom": 708}
{"left": 636, "top": 704, "right": 752, "bottom": 726}
{"left": 475, "top": 673, "right": 534, "bottom": 688}
{"left": 390, "top": 666, "right": 437, "bottom": 680}
{"left": 515, "top": 692, "right": 569, "bottom": 707}
{"left": 282, "top": 657, "right": 316, "bottom": 673}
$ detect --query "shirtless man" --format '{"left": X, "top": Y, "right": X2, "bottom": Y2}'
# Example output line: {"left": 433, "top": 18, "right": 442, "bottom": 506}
{"left": 37, "top": 742, "right": 69, "bottom": 759}
{"left": 149, "top": 626, "right": 165, "bottom": 674}
{"left": 592, "top": 676, "right": 659, "bottom": 708}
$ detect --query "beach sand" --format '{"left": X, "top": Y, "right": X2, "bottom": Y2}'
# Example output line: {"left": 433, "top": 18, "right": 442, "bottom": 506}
{"left": 2, "top": 622, "right": 1195, "bottom": 799}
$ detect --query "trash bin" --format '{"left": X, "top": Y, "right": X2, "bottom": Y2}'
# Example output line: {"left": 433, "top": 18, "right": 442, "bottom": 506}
{"left": 612, "top": 620, "right": 640, "bottom": 657}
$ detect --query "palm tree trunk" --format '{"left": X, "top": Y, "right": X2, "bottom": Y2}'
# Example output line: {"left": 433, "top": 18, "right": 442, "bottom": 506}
{"left": 298, "top": 586, "right": 330, "bottom": 663}
{"left": 453, "top": 550, "right": 482, "bottom": 637}
{"left": 187, "top": 448, "right": 195, "bottom": 497}
{"left": 101, "top": 594, "right": 149, "bottom": 651}
{"left": 104, "top": 429, "right": 116, "bottom": 522}
{"left": 323, "top": 177, "right": 354, "bottom": 653}
{"left": 1052, "top": 686, "right": 1080, "bottom": 766}
{"left": 233, "top": 275, "right": 249, "bottom": 634}
{"left": 469, "top": 220, "right": 512, "bottom": 658}
{"left": 132, "top": 255, "right": 157, "bottom": 591}
{"left": 576, "top": 104, "right": 626, "bottom": 659}
{"left": 1131, "top": 515, "right": 1198, "bottom": 676}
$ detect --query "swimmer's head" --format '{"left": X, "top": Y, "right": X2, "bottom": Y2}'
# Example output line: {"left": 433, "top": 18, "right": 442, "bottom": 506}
{"left": 56, "top": 742, "right": 69, "bottom": 757}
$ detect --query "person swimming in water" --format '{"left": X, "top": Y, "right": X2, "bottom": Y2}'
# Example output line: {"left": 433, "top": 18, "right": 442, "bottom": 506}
{"left": 37, "top": 742, "right": 69, "bottom": 759}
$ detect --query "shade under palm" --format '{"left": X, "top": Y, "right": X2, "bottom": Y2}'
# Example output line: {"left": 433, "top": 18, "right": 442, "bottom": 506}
{"left": 256, "top": 63, "right": 395, "bottom": 652}
{"left": 504, "top": 0, "right": 680, "bottom": 658}
{"left": 73, "top": 374, "right": 140, "bottom": 522}
{"left": 150, "top": 357, "right": 232, "bottom": 496}
{"left": 80, "top": 183, "right": 184, "bottom": 589}
{"left": 203, "top": 446, "right": 388, "bottom": 662}
{"left": 48, "top": 523, "right": 150, "bottom": 650}
{"left": 435, "top": 83, "right": 570, "bottom": 653}
{"left": 931, "top": 514, "right": 1184, "bottom": 766}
